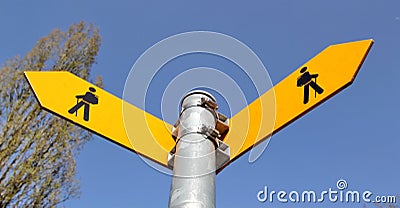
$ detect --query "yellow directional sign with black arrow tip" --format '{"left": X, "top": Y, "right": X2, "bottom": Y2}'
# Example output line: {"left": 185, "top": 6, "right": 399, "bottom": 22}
{"left": 24, "top": 71, "right": 175, "bottom": 168}
{"left": 223, "top": 39, "right": 374, "bottom": 165}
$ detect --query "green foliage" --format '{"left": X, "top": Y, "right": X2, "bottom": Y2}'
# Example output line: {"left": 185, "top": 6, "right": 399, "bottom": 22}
{"left": 0, "top": 21, "right": 102, "bottom": 207}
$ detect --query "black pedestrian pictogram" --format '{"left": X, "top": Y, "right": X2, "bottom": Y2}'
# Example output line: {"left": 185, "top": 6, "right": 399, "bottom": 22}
{"left": 68, "top": 87, "right": 98, "bottom": 121}
{"left": 296, "top": 66, "right": 324, "bottom": 104}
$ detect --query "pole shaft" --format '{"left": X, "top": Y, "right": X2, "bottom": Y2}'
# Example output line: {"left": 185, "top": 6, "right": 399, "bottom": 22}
{"left": 168, "top": 92, "right": 217, "bottom": 208}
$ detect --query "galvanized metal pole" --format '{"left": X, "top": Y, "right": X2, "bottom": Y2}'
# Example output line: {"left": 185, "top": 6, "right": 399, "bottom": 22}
{"left": 168, "top": 91, "right": 222, "bottom": 208}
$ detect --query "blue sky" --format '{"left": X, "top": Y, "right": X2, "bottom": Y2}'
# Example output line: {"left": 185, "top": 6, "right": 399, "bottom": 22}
{"left": 1, "top": 1, "right": 399, "bottom": 207}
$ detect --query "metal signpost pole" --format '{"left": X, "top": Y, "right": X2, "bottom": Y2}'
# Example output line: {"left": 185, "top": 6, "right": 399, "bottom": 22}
{"left": 168, "top": 91, "right": 229, "bottom": 208}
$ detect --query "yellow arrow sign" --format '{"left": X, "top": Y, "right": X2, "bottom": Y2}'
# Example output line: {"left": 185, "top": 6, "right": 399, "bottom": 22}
{"left": 25, "top": 39, "right": 373, "bottom": 173}
{"left": 24, "top": 71, "right": 176, "bottom": 168}
{"left": 223, "top": 39, "right": 374, "bottom": 165}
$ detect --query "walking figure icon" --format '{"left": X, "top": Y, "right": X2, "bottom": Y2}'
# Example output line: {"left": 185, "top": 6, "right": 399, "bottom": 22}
{"left": 68, "top": 87, "right": 98, "bottom": 121}
{"left": 296, "top": 67, "right": 324, "bottom": 104}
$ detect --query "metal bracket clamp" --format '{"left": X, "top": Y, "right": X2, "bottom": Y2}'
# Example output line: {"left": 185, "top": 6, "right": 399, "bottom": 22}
{"left": 171, "top": 111, "right": 229, "bottom": 141}
{"left": 168, "top": 91, "right": 231, "bottom": 172}
{"left": 168, "top": 124, "right": 230, "bottom": 171}
{"left": 168, "top": 112, "right": 230, "bottom": 169}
